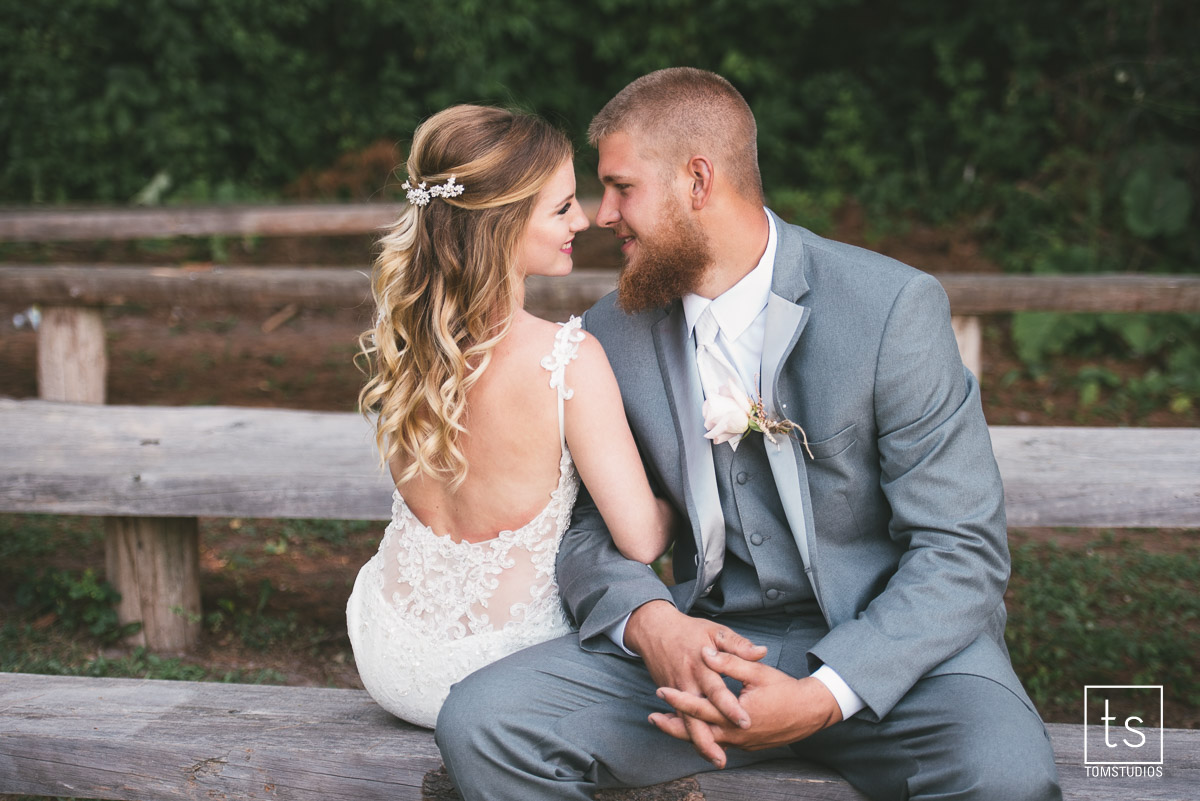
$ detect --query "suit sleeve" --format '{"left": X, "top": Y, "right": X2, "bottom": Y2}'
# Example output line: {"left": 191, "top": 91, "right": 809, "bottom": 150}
{"left": 557, "top": 482, "right": 674, "bottom": 655}
{"left": 555, "top": 310, "right": 675, "bottom": 656}
{"left": 807, "top": 272, "right": 1010, "bottom": 721}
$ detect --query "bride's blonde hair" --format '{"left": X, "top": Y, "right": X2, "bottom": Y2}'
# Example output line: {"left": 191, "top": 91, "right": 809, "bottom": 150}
{"left": 359, "top": 105, "right": 572, "bottom": 489}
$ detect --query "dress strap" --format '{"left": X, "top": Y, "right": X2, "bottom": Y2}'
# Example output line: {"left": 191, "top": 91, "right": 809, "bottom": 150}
{"left": 539, "top": 316, "right": 585, "bottom": 453}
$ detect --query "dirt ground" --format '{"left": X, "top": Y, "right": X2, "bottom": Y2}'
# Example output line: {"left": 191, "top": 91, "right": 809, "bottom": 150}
{"left": 2, "top": 212, "right": 1196, "bottom": 706}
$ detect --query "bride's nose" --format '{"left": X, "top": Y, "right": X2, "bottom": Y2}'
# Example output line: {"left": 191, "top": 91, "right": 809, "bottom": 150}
{"left": 570, "top": 203, "right": 590, "bottom": 232}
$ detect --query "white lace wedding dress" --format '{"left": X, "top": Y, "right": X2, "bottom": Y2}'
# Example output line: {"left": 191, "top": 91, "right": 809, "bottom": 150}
{"left": 346, "top": 317, "right": 583, "bottom": 728}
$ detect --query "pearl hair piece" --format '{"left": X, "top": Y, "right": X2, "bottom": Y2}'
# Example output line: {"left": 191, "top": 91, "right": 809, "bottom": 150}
{"left": 402, "top": 175, "right": 465, "bottom": 207}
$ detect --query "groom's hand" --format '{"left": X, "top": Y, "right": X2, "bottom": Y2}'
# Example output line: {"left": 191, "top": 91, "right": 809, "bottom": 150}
{"left": 649, "top": 648, "right": 842, "bottom": 761}
{"left": 624, "top": 601, "right": 767, "bottom": 767}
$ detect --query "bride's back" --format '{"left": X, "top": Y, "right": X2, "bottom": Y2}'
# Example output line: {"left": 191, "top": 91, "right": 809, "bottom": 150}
{"left": 390, "top": 314, "right": 567, "bottom": 543}
{"left": 347, "top": 104, "right": 593, "bottom": 728}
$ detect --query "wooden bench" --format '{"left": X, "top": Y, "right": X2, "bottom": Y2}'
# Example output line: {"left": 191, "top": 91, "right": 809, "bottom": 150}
{"left": 1, "top": 399, "right": 1197, "bottom": 799}
{"left": 3, "top": 397, "right": 1198, "bottom": 652}
{"left": 4, "top": 205, "right": 1199, "bottom": 798}
{"left": 2, "top": 672, "right": 1195, "bottom": 801}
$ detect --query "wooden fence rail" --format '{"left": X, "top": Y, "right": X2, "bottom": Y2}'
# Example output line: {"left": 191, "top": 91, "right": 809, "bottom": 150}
{"left": 0, "top": 204, "right": 406, "bottom": 241}
{"left": 5, "top": 265, "right": 1200, "bottom": 313}
{"left": 4, "top": 203, "right": 1199, "bottom": 401}
{"left": 0, "top": 200, "right": 597, "bottom": 242}
{"left": 4, "top": 265, "right": 1199, "bottom": 403}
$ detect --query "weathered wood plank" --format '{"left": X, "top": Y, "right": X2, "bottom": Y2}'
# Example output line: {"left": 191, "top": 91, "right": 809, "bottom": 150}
{"left": 694, "top": 760, "right": 868, "bottom": 800}
{"left": 0, "top": 200, "right": 602, "bottom": 242}
{"left": 0, "top": 204, "right": 407, "bottom": 241}
{"left": 0, "top": 399, "right": 395, "bottom": 520}
{"left": 990, "top": 427, "right": 1200, "bottom": 528}
{"left": 693, "top": 723, "right": 1200, "bottom": 801}
{"left": 0, "top": 673, "right": 439, "bottom": 801}
{"left": 1047, "top": 722, "right": 1200, "bottom": 801}
{"left": 2, "top": 675, "right": 1197, "bottom": 801}
{"left": 0, "top": 264, "right": 376, "bottom": 309}
{"left": 37, "top": 306, "right": 106, "bottom": 403}
{"left": 950, "top": 315, "right": 981, "bottom": 378}
{"left": 105, "top": 515, "right": 201, "bottom": 652}
{"left": 2, "top": 401, "right": 1198, "bottom": 527}
{"left": 3, "top": 265, "right": 1200, "bottom": 314}
{"left": 937, "top": 273, "right": 1200, "bottom": 314}
{"left": 0, "top": 264, "right": 616, "bottom": 319}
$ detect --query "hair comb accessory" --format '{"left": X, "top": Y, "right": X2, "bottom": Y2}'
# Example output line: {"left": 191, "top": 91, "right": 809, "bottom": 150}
{"left": 402, "top": 175, "right": 465, "bottom": 207}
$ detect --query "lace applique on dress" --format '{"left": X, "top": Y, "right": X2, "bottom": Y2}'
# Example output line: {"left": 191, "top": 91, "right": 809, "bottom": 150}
{"left": 346, "top": 316, "right": 584, "bottom": 728}
{"left": 541, "top": 316, "right": 585, "bottom": 399}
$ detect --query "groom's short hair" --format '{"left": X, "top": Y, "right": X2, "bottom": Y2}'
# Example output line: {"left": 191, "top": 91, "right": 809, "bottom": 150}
{"left": 589, "top": 67, "right": 763, "bottom": 203}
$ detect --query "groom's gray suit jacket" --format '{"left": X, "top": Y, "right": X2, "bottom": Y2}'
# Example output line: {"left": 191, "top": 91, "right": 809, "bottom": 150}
{"left": 558, "top": 210, "right": 1031, "bottom": 723}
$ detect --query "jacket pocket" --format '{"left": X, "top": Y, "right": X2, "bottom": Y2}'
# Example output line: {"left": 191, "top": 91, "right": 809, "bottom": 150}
{"left": 805, "top": 423, "right": 857, "bottom": 460}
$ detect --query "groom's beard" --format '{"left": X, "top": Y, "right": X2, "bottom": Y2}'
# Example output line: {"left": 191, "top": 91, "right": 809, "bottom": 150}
{"left": 616, "top": 203, "right": 712, "bottom": 313}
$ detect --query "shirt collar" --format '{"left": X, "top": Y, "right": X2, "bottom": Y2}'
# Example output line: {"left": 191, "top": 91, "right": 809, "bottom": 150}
{"left": 683, "top": 209, "right": 777, "bottom": 340}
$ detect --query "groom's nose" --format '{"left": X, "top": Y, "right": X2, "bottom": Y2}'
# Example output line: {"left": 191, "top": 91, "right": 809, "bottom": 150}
{"left": 596, "top": 190, "right": 620, "bottom": 229}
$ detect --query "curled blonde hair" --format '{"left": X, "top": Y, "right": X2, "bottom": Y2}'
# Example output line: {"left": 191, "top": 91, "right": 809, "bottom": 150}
{"left": 359, "top": 105, "right": 572, "bottom": 489}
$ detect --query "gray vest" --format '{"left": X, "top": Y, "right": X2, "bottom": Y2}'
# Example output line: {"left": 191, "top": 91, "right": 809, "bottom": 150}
{"left": 691, "top": 432, "right": 817, "bottom": 616}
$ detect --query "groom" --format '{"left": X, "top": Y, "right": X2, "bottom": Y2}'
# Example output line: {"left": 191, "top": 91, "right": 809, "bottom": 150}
{"left": 437, "top": 68, "right": 1061, "bottom": 800}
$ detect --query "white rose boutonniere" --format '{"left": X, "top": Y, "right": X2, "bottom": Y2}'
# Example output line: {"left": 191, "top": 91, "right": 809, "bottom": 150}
{"left": 702, "top": 379, "right": 814, "bottom": 458}
{"left": 702, "top": 381, "right": 753, "bottom": 446}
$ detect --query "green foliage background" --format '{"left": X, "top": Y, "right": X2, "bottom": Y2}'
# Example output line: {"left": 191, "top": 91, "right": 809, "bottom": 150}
{"left": 2, "top": 0, "right": 1197, "bottom": 389}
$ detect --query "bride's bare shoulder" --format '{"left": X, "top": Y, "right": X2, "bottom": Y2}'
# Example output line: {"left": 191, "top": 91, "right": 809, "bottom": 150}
{"left": 506, "top": 312, "right": 584, "bottom": 358}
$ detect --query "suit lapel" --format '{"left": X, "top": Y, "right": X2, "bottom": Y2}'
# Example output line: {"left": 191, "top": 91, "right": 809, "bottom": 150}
{"left": 758, "top": 214, "right": 822, "bottom": 600}
{"left": 653, "top": 304, "right": 724, "bottom": 603}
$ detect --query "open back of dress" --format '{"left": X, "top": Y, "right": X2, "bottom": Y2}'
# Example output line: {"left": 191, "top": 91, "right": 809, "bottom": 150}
{"left": 346, "top": 318, "right": 584, "bottom": 727}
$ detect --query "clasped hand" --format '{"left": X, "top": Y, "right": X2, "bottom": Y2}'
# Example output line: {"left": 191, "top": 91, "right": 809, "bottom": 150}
{"left": 626, "top": 601, "right": 841, "bottom": 768}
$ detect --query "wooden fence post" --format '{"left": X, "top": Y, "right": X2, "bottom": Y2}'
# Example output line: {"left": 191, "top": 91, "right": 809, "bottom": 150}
{"left": 37, "top": 304, "right": 201, "bottom": 653}
{"left": 104, "top": 516, "right": 202, "bottom": 654}
{"left": 951, "top": 315, "right": 982, "bottom": 381}
{"left": 37, "top": 306, "right": 107, "bottom": 404}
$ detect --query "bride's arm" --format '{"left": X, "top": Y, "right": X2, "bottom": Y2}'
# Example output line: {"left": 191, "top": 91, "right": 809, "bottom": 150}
{"left": 563, "top": 333, "right": 675, "bottom": 564}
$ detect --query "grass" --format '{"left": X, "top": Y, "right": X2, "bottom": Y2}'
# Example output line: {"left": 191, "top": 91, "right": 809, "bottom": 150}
{"left": 1, "top": 514, "right": 1197, "bottom": 729}
{"left": 0, "top": 513, "right": 373, "bottom": 689}
{"left": 1005, "top": 530, "right": 1200, "bottom": 727}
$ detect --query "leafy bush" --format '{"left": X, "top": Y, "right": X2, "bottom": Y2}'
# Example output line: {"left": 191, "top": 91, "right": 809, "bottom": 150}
{"left": 2, "top": 2, "right": 1193, "bottom": 220}
{"left": 1006, "top": 535, "right": 1200, "bottom": 718}
{"left": 205, "top": 579, "right": 299, "bottom": 651}
{"left": 14, "top": 567, "right": 140, "bottom": 643}
{"left": 2, "top": 1, "right": 1195, "bottom": 389}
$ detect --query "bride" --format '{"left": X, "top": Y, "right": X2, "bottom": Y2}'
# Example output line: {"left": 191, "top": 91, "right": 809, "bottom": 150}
{"left": 346, "top": 105, "right": 675, "bottom": 728}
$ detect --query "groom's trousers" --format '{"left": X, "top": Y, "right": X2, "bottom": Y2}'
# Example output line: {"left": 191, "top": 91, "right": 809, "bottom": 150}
{"left": 435, "top": 612, "right": 1062, "bottom": 801}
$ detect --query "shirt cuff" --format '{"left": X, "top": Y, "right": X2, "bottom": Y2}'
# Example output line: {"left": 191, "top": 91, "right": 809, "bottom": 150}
{"left": 605, "top": 613, "right": 639, "bottom": 657}
{"left": 812, "top": 664, "right": 866, "bottom": 721}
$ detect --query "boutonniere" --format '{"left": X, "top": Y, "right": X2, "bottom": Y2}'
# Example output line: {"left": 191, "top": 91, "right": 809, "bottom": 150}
{"left": 702, "top": 380, "right": 814, "bottom": 458}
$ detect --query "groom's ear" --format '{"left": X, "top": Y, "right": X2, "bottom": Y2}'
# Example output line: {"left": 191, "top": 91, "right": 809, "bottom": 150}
{"left": 686, "top": 156, "right": 715, "bottom": 210}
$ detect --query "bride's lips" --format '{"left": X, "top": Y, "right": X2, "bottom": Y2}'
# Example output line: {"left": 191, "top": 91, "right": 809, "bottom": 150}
{"left": 561, "top": 239, "right": 574, "bottom": 254}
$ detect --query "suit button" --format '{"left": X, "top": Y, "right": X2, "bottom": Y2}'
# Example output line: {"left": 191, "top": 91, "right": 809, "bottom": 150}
{"left": 765, "top": 588, "right": 780, "bottom": 601}
{"left": 749, "top": 533, "right": 764, "bottom": 546}
{"left": 736, "top": 472, "right": 749, "bottom": 485}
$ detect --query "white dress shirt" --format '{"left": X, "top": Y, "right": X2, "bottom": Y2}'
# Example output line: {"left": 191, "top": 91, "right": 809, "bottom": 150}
{"left": 611, "top": 210, "right": 865, "bottom": 722}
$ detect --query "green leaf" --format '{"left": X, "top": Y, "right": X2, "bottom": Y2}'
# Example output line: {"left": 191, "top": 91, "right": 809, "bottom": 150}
{"left": 1122, "top": 169, "right": 1193, "bottom": 239}
{"left": 1079, "top": 381, "right": 1100, "bottom": 408}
